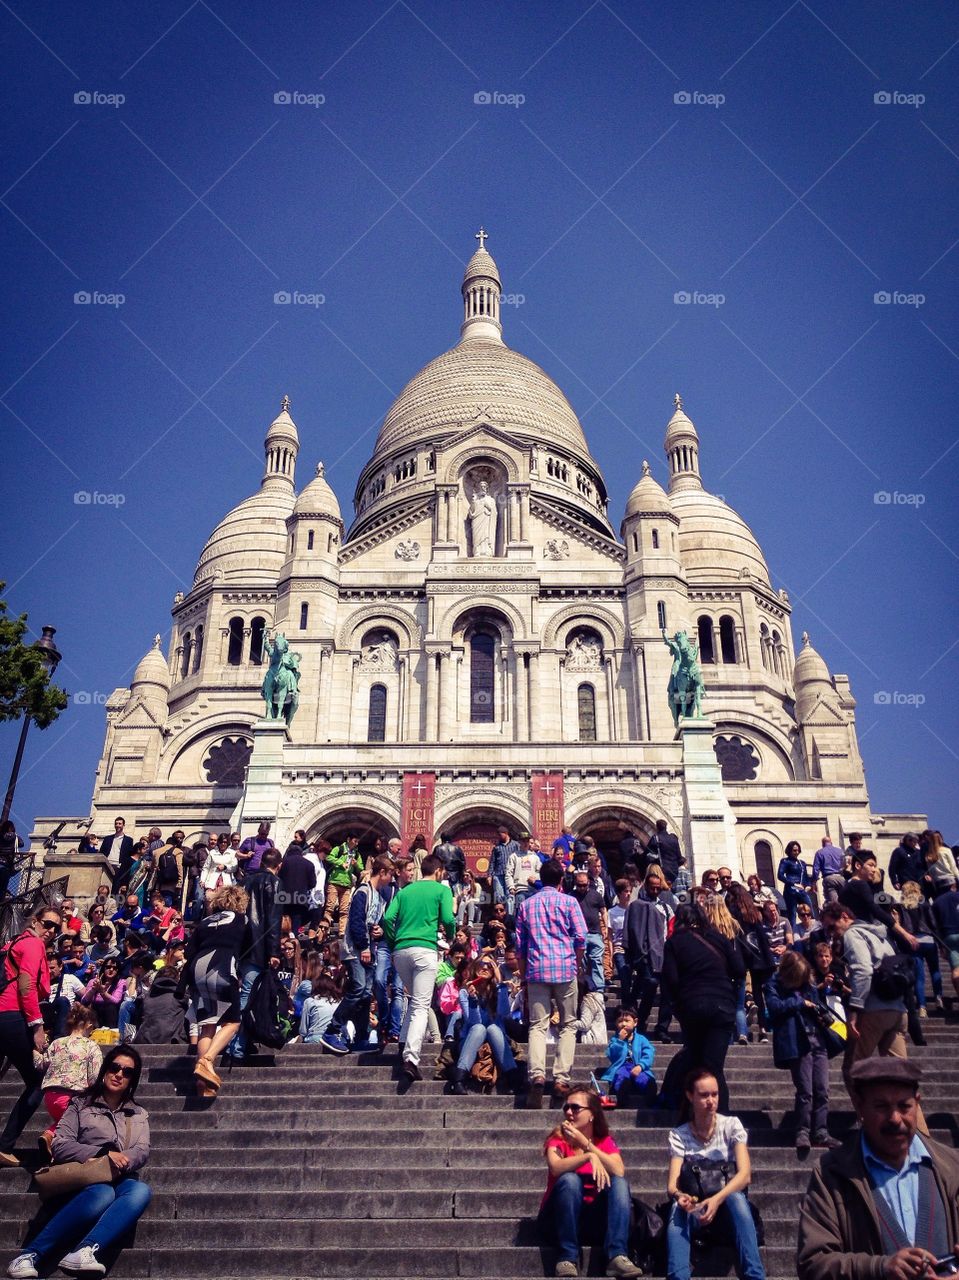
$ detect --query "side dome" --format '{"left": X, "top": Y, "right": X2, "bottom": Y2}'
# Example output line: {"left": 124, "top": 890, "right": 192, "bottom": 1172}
{"left": 624, "top": 460, "right": 673, "bottom": 520}
{"left": 669, "top": 488, "right": 771, "bottom": 585}
{"left": 372, "top": 340, "right": 592, "bottom": 458}
{"left": 294, "top": 462, "right": 341, "bottom": 521}
{"left": 131, "top": 635, "right": 171, "bottom": 693}
{"left": 193, "top": 488, "right": 295, "bottom": 587}
{"left": 793, "top": 633, "right": 838, "bottom": 718}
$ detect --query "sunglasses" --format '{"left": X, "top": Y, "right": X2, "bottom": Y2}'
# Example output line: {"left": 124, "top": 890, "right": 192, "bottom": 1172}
{"left": 106, "top": 1064, "right": 136, "bottom": 1079}
{"left": 39, "top": 919, "right": 60, "bottom": 930}
{"left": 562, "top": 1103, "right": 588, "bottom": 1115}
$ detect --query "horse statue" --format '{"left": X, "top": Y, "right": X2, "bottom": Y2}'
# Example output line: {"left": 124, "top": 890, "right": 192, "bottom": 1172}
{"left": 663, "top": 628, "right": 705, "bottom": 727}
{"left": 261, "top": 633, "right": 302, "bottom": 726}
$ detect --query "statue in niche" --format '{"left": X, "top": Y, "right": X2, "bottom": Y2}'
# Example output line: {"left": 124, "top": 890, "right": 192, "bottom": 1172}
{"left": 468, "top": 479, "right": 498, "bottom": 556}
{"left": 566, "top": 629, "right": 603, "bottom": 672}
{"left": 262, "top": 633, "right": 302, "bottom": 726}
{"left": 663, "top": 628, "right": 705, "bottom": 726}
{"left": 361, "top": 632, "right": 398, "bottom": 670}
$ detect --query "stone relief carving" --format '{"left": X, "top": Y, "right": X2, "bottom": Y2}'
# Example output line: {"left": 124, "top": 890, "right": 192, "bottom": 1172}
{"left": 359, "top": 631, "right": 398, "bottom": 671}
{"left": 565, "top": 628, "right": 604, "bottom": 672}
{"left": 395, "top": 539, "right": 421, "bottom": 561}
{"left": 544, "top": 538, "right": 569, "bottom": 560}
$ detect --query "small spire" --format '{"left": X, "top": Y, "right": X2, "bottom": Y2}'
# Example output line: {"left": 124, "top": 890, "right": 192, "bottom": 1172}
{"left": 641, "top": 459, "right": 651, "bottom": 476}
{"left": 315, "top": 461, "right": 325, "bottom": 478}
{"left": 674, "top": 392, "right": 683, "bottom": 411}
{"left": 475, "top": 226, "right": 488, "bottom": 251}
{"left": 153, "top": 634, "right": 162, "bottom": 649}
{"left": 801, "top": 631, "right": 810, "bottom": 646}
{"left": 280, "top": 394, "right": 291, "bottom": 414}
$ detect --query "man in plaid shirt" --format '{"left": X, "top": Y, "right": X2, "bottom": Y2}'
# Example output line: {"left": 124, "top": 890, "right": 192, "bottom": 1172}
{"left": 515, "top": 859, "right": 587, "bottom": 1109}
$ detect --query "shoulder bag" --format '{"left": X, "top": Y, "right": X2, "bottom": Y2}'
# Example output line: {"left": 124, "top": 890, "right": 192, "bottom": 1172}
{"left": 34, "top": 1116, "right": 132, "bottom": 1201}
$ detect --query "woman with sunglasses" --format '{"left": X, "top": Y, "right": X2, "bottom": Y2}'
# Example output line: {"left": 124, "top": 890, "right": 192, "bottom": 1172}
{"left": 447, "top": 957, "right": 523, "bottom": 1095}
{"left": 80, "top": 959, "right": 126, "bottom": 1029}
{"left": 538, "top": 1084, "right": 643, "bottom": 1277}
{"left": 7, "top": 1044, "right": 151, "bottom": 1278}
{"left": 0, "top": 904, "right": 61, "bottom": 1167}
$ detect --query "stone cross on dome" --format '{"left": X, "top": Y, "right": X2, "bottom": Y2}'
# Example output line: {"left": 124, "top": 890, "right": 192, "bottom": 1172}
{"left": 281, "top": 394, "right": 291, "bottom": 413}
{"left": 674, "top": 392, "right": 683, "bottom": 411}
{"left": 475, "top": 226, "right": 488, "bottom": 250}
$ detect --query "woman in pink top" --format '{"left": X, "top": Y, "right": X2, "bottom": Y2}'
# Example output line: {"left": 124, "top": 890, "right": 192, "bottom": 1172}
{"left": 0, "top": 904, "right": 59, "bottom": 1166}
{"left": 539, "top": 1084, "right": 643, "bottom": 1277}
{"left": 80, "top": 959, "right": 125, "bottom": 1028}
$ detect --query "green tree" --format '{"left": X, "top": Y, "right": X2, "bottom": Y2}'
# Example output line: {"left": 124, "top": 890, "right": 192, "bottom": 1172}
{"left": 0, "top": 585, "right": 68, "bottom": 729}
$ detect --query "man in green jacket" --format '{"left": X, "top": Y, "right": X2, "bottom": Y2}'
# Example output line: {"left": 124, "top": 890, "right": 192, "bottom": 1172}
{"left": 321, "top": 834, "right": 361, "bottom": 940}
{"left": 382, "top": 854, "right": 455, "bottom": 1081}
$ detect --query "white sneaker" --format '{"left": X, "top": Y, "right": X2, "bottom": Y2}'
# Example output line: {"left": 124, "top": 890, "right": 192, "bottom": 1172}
{"left": 58, "top": 1245, "right": 105, "bottom": 1275}
{"left": 7, "top": 1256, "right": 38, "bottom": 1279}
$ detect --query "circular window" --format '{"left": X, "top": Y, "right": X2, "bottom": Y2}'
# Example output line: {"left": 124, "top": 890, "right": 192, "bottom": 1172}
{"left": 203, "top": 737, "right": 252, "bottom": 786}
{"left": 714, "top": 735, "right": 759, "bottom": 782}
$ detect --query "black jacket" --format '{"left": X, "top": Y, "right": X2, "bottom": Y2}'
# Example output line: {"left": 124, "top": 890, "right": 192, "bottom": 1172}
{"left": 244, "top": 870, "right": 283, "bottom": 970}
{"left": 278, "top": 849, "right": 317, "bottom": 901}
{"left": 623, "top": 898, "right": 667, "bottom": 972}
{"left": 101, "top": 833, "right": 135, "bottom": 871}
{"left": 644, "top": 831, "right": 681, "bottom": 881}
{"left": 661, "top": 926, "right": 745, "bottom": 1019}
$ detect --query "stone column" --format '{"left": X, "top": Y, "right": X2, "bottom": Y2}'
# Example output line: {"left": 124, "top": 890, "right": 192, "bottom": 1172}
{"left": 514, "top": 650, "right": 529, "bottom": 742}
{"left": 710, "top": 622, "right": 720, "bottom": 664}
{"left": 499, "top": 651, "right": 510, "bottom": 725}
{"left": 396, "top": 656, "right": 406, "bottom": 743}
{"left": 439, "top": 650, "right": 457, "bottom": 741}
{"left": 734, "top": 626, "right": 746, "bottom": 665}
{"left": 425, "top": 652, "right": 439, "bottom": 742}
{"left": 519, "top": 488, "right": 530, "bottom": 542}
{"left": 528, "top": 650, "right": 542, "bottom": 740}
{"left": 604, "top": 656, "right": 618, "bottom": 740}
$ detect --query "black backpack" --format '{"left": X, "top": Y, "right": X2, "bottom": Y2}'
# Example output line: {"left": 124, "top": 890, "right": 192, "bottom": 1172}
{"left": 871, "top": 953, "right": 914, "bottom": 1002}
{"left": 242, "top": 967, "right": 294, "bottom": 1050}
{"left": 157, "top": 850, "right": 179, "bottom": 884}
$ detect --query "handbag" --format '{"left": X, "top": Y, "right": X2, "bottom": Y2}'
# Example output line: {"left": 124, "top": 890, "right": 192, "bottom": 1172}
{"left": 677, "top": 1155, "right": 733, "bottom": 1200}
{"left": 814, "top": 1005, "right": 848, "bottom": 1059}
{"left": 34, "top": 1116, "right": 132, "bottom": 1202}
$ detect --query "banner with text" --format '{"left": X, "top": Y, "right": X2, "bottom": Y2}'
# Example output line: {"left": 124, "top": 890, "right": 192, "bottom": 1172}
{"left": 530, "top": 771, "right": 565, "bottom": 850}
{"left": 401, "top": 772, "right": 436, "bottom": 852}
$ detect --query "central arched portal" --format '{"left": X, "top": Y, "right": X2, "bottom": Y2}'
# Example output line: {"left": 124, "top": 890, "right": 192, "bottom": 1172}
{"left": 574, "top": 806, "right": 656, "bottom": 879}
{"left": 307, "top": 807, "right": 393, "bottom": 861}
{"left": 444, "top": 804, "right": 525, "bottom": 878}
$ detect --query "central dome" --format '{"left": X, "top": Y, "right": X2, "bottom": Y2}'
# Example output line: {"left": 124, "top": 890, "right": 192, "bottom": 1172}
{"left": 372, "top": 339, "right": 592, "bottom": 459}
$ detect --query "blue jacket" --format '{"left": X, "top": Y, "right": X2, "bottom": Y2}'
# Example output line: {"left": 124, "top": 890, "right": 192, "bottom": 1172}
{"left": 777, "top": 856, "right": 809, "bottom": 890}
{"left": 601, "top": 1030, "right": 656, "bottom": 1084}
{"left": 459, "top": 983, "right": 511, "bottom": 1030}
{"left": 763, "top": 975, "right": 829, "bottom": 1068}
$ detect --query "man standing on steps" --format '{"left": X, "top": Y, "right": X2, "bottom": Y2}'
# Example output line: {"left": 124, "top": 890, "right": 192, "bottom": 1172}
{"left": 516, "top": 859, "right": 587, "bottom": 1110}
{"left": 383, "top": 854, "right": 455, "bottom": 1082}
{"left": 321, "top": 857, "right": 395, "bottom": 1055}
{"left": 643, "top": 819, "right": 681, "bottom": 886}
{"left": 225, "top": 848, "right": 283, "bottom": 1061}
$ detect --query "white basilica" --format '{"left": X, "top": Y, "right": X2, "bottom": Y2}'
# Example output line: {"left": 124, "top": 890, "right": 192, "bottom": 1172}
{"left": 34, "top": 235, "right": 921, "bottom": 882}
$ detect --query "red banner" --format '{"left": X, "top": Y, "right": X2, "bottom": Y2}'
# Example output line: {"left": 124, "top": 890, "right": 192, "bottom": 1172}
{"left": 401, "top": 772, "right": 436, "bottom": 853}
{"left": 530, "top": 771, "right": 564, "bottom": 851}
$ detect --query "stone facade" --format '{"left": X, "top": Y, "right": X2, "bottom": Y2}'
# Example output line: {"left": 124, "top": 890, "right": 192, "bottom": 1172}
{"left": 32, "top": 238, "right": 923, "bottom": 884}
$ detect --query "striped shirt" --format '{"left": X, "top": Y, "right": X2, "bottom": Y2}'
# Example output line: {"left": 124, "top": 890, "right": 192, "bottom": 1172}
{"left": 515, "top": 886, "right": 587, "bottom": 984}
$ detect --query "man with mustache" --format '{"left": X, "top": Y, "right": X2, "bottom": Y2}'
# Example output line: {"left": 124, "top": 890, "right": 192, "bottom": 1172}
{"left": 797, "top": 1059, "right": 959, "bottom": 1280}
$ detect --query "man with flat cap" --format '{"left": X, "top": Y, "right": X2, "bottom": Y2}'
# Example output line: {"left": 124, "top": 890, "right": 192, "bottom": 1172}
{"left": 798, "top": 1058, "right": 959, "bottom": 1280}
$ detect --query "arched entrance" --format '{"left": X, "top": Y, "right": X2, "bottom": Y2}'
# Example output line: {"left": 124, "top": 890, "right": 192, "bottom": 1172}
{"left": 574, "top": 806, "right": 656, "bottom": 879}
{"left": 307, "top": 807, "right": 393, "bottom": 861}
{"left": 444, "top": 806, "right": 523, "bottom": 879}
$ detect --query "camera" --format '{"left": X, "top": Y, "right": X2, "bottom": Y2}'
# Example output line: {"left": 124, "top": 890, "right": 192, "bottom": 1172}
{"left": 932, "top": 1256, "right": 959, "bottom": 1277}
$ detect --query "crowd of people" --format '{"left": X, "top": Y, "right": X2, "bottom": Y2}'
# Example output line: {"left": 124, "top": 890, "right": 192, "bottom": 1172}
{"left": 2, "top": 817, "right": 959, "bottom": 1277}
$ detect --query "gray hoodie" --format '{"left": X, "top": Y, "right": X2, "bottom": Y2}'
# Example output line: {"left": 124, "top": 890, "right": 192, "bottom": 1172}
{"left": 843, "top": 920, "right": 904, "bottom": 1012}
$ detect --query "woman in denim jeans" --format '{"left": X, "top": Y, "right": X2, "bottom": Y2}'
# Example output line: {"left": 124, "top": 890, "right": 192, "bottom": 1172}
{"left": 665, "top": 1069, "right": 765, "bottom": 1280}
{"left": 447, "top": 958, "right": 522, "bottom": 1094}
{"left": 538, "top": 1084, "right": 643, "bottom": 1277}
{"left": 7, "top": 1045, "right": 151, "bottom": 1279}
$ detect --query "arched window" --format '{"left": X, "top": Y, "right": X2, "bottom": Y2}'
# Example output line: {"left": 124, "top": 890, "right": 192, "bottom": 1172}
{"left": 759, "top": 623, "right": 771, "bottom": 671}
{"left": 754, "top": 839, "right": 774, "bottom": 886}
{"left": 577, "top": 683, "right": 597, "bottom": 742}
{"left": 227, "top": 617, "right": 244, "bottom": 666}
{"left": 192, "top": 624, "right": 204, "bottom": 674}
{"left": 719, "top": 615, "right": 737, "bottom": 664}
{"left": 697, "top": 615, "right": 715, "bottom": 664}
{"left": 249, "top": 617, "right": 266, "bottom": 665}
{"left": 367, "top": 684, "right": 387, "bottom": 742}
{"left": 469, "top": 631, "right": 496, "bottom": 724}
{"left": 299, "top": 602, "right": 309, "bottom": 630}
{"left": 180, "top": 631, "right": 192, "bottom": 679}
{"left": 651, "top": 528, "right": 659, "bottom": 549}
{"left": 772, "top": 629, "right": 783, "bottom": 677}
{"left": 656, "top": 601, "right": 667, "bottom": 630}
{"left": 307, "top": 530, "right": 314, "bottom": 551}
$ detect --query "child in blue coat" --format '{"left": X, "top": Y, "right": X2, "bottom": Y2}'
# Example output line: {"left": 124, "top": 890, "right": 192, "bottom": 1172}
{"left": 600, "top": 1008, "right": 656, "bottom": 1102}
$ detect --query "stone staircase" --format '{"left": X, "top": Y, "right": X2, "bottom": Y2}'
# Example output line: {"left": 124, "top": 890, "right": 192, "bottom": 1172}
{"left": 2, "top": 1014, "right": 958, "bottom": 1278}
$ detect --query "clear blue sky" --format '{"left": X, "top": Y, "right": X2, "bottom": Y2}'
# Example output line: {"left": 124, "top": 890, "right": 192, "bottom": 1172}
{"left": 2, "top": 0, "right": 957, "bottom": 840}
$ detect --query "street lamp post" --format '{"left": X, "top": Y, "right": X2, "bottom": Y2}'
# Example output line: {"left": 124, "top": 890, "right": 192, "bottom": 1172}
{"left": 1, "top": 625, "right": 63, "bottom": 826}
